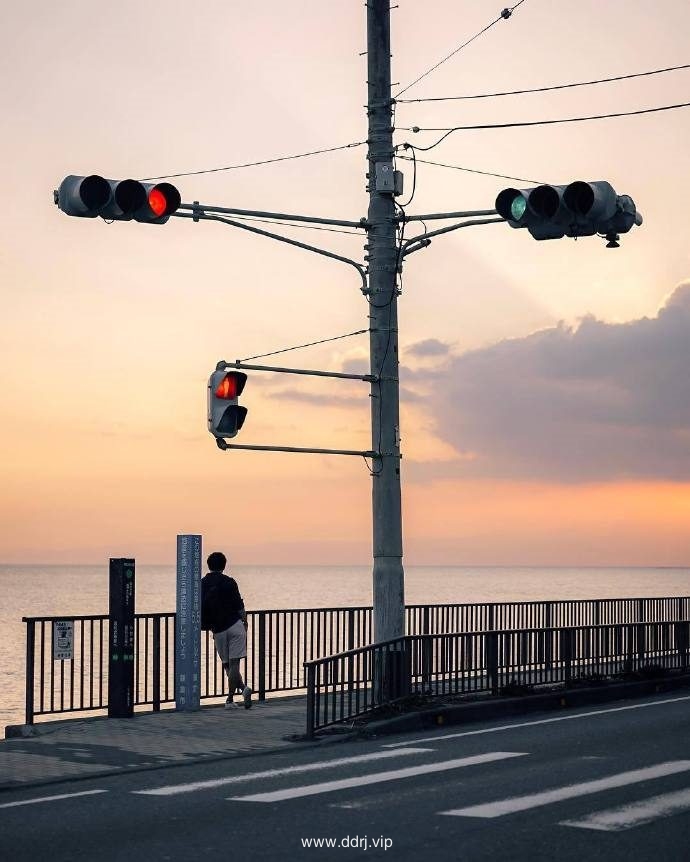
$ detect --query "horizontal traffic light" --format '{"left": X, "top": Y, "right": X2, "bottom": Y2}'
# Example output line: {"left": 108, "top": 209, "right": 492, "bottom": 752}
{"left": 55, "top": 175, "right": 181, "bottom": 224}
{"left": 495, "top": 181, "right": 642, "bottom": 245}
{"left": 208, "top": 371, "right": 248, "bottom": 440}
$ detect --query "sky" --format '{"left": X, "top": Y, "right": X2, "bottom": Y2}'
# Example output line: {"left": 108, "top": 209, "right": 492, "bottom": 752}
{"left": 1, "top": 0, "right": 690, "bottom": 567}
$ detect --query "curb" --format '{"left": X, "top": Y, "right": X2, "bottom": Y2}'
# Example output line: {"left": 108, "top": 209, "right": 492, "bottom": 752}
{"left": 356, "top": 674, "right": 690, "bottom": 738}
{"left": 0, "top": 733, "right": 352, "bottom": 795}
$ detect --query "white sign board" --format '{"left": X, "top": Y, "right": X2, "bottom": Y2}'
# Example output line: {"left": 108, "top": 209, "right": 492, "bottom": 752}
{"left": 53, "top": 620, "right": 74, "bottom": 661}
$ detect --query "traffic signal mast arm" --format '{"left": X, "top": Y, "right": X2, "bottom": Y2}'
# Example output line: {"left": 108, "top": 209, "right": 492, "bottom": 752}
{"left": 402, "top": 216, "right": 505, "bottom": 258}
{"left": 173, "top": 210, "right": 369, "bottom": 294}
{"left": 209, "top": 360, "right": 377, "bottom": 458}
{"left": 176, "top": 201, "right": 367, "bottom": 230}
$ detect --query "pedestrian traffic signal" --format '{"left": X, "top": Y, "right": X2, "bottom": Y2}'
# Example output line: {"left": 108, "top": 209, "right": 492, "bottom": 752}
{"left": 208, "top": 370, "right": 248, "bottom": 440}
{"left": 495, "top": 181, "right": 642, "bottom": 247}
{"left": 55, "top": 175, "right": 181, "bottom": 224}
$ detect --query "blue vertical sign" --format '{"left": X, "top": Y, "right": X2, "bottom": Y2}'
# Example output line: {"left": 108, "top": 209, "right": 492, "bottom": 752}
{"left": 176, "top": 535, "right": 201, "bottom": 711}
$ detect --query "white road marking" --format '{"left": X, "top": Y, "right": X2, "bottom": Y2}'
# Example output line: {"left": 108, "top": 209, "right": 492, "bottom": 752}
{"left": 383, "top": 695, "right": 690, "bottom": 748}
{"left": 229, "top": 751, "right": 527, "bottom": 803}
{"left": 561, "top": 787, "right": 690, "bottom": 831}
{"left": 0, "top": 789, "right": 107, "bottom": 809}
{"left": 441, "top": 760, "right": 690, "bottom": 819}
{"left": 133, "top": 748, "right": 433, "bottom": 796}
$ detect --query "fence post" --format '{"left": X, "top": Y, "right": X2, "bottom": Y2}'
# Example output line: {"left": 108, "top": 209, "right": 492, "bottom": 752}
{"left": 678, "top": 621, "right": 689, "bottom": 671}
{"left": 545, "top": 603, "right": 553, "bottom": 675}
{"left": 421, "top": 607, "right": 432, "bottom": 693}
{"left": 563, "top": 629, "right": 573, "bottom": 687}
{"left": 152, "top": 616, "right": 161, "bottom": 713}
{"left": 258, "top": 611, "right": 266, "bottom": 701}
{"left": 487, "top": 632, "right": 499, "bottom": 696}
{"left": 305, "top": 663, "right": 316, "bottom": 739}
{"left": 25, "top": 619, "right": 35, "bottom": 726}
{"left": 347, "top": 609, "right": 356, "bottom": 694}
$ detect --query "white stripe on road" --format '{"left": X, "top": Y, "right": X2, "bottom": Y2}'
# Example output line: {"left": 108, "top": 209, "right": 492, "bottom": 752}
{"left": 561, "top": 787, "right": 690, "bottom": 832}
{"left": 133, "top": 748, "right": 433, "bottom": 796}
{"left": 383, "top": 695, "right": 690, "bottom": 748}
{"left": 441, "top": 760, "right": 690, "bottom": 819}
{"left": 0, "top": 789, "right": 107, "bottom": 809}
{"left": 230, "top": 751, "right": 527, "bottom": 803}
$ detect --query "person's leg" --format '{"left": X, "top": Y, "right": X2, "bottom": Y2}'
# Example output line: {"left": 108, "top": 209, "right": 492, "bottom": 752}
{"left": 226, "top": 659, "right": 245, "bottom": 697}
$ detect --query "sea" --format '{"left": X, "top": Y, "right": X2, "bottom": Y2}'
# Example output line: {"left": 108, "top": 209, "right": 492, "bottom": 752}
{"left": 1, "top": 564, "right": 689, "bottom": 734}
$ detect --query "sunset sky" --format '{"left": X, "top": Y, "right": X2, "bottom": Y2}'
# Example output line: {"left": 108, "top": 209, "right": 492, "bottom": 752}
{"left": 1, "top": 0, "right": 689, "bottom": 566}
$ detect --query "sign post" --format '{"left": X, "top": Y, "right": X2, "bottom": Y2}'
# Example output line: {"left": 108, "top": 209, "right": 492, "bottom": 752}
{"left": 108, "top": 558, "right": 135, "bottom": 718}
{"left": 176, "top": 535, "right": 201, "bottom": 711}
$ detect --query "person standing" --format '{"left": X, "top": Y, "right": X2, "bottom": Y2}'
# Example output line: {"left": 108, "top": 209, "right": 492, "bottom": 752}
{"left": 201, "top": 551, "right": 252, "bottom": 709}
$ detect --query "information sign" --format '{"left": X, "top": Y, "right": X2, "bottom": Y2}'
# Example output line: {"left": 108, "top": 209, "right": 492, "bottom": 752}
{"left": 176, "top": 535, "right": 201, "bottom": 711}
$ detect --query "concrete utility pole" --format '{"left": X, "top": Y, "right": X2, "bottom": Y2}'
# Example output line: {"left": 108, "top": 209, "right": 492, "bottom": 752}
{"left": 366, "top": 0, "right": 405, "bottom": 644}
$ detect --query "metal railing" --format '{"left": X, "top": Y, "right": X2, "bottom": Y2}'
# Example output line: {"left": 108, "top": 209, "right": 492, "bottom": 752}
{"left": 22, "top": 596, "right": 690, "bottom": 724}
{"left": 305, "top": 619, "right": 690, "bottom": 737}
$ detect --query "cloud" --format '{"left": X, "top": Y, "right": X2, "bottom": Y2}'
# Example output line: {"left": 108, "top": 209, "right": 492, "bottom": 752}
{"left": 406, "top": 338, "right": 452, "bottom": 358}
{"left": 420, "top": 283, "right": 690, "bottom": 482}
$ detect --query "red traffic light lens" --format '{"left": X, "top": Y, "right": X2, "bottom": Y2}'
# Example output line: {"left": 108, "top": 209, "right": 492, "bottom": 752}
{"left": 148, "top": 188, "right": 167, "bottom": 217}
{"left": 215, "top": 374, "right": 238, "bottom": 400}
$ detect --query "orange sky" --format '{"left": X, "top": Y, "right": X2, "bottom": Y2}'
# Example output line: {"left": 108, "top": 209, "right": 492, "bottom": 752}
{"left": 1, "top": 1, "right": 690, "bottom": 565}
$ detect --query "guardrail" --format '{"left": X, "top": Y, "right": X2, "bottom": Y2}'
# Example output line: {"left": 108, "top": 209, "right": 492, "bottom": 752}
{"left": 22, "top": 596, "right": 690, "bottom": 724}
{"left": 304, "top": 619, "right": 690, "bottom": 737}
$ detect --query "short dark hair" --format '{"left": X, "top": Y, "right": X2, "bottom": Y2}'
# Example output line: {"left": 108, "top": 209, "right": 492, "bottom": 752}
{"left": 207, "top": 551, "right": 227, "bottom": 572}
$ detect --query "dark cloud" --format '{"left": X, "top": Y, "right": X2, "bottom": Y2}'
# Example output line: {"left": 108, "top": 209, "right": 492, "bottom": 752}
{"left": 422, "top": 284, "right": 690, "bottom": 482}
{"left": 406, "top": 338, "right": 452, "bottom": 358}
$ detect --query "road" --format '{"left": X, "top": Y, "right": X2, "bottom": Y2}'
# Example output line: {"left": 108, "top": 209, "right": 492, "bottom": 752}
{"left": 2, "top": 691, "right": 690, "bottom": 861}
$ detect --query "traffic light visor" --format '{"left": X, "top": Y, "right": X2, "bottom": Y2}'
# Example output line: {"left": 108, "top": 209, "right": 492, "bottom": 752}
{"left": 80, "top": 175, "right": 112, "bottom": 210}
{"left": 529, "top": 185, "right": 560, "bottom": 219}
{"left": 214, "top": 372, "right": 247, "bottom": 399}
{"left": 147, "top": 183, "right": 181, "bottom": 218}
{"left": 495, "top": 188, "right": 528, "bottom": 224}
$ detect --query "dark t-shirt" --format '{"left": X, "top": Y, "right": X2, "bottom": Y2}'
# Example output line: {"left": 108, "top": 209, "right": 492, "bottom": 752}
{"left": 201, "top": 571, "right": 245, "bottom": 634}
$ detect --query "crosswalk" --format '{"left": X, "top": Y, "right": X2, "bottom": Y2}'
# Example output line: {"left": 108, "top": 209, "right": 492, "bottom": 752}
{"left": 4, "top": 744, "right": 690, "bottom": 837}
{"left": 221, "top": 748, "right": 690, "bottom": 834}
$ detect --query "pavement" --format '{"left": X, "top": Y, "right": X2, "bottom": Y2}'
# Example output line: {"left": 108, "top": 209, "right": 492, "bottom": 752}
{"left": 0, "top": 694, "right": 331, "bottom": 791}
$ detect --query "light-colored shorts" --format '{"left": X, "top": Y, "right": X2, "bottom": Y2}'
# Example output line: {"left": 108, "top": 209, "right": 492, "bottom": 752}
{"left": 213, "top": 620, "right": 247, "bottom": 663}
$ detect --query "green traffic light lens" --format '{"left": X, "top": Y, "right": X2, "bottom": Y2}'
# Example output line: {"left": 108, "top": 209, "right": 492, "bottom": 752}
{"left": 510, "top": 196, "right": 527, "bottom": 222}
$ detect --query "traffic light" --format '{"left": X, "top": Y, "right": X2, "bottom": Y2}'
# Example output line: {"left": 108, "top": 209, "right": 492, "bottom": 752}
{"left": 55, "top": 175, "right": 181, "bottom": 224}
{"left": 208, "top": 370, "right": 248, "bottom": 440}
{"left": 495, "top": 181, "right": 643, "bottom": 247}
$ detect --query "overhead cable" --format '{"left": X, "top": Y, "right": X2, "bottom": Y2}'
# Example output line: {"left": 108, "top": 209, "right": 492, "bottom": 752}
{"left": 396, "top": 153, "right": 543, "bottom": 185}
{"left": 394, "top": 1, "right": 527, "bottom": 99}
{"left": 401, "top": 101, "right": 690, "bottom": 152}
{"left": 396, "top": 62, "right": 690, "bottom": 103}
{"left": 140, "top": 141, "right": 366, "bottom": 181}
{"left": 240, "top": 329, "right": 368, "bottom": 363}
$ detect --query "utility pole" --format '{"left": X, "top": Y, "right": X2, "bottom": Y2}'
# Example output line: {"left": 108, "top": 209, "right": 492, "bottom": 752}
{"left": 366, "top": 0, "right": 405, "bottom": 644}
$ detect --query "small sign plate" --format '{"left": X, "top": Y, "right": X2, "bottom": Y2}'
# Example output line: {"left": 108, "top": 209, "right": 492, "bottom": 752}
{"left": 52, "top": 620, "right": 74, "bottom": 661}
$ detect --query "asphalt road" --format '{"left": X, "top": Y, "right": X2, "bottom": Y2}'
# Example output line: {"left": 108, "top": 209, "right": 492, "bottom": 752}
{"left": 2, "top": 691, "right": 690, "bottom": 861}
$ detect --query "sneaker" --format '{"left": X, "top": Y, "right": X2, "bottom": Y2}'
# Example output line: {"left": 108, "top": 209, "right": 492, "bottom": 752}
{"left": 242, "top": 686, "right": 253, "bottom": 710}
{"left": 224, "top": 698, "right": 240, "bottom": 710}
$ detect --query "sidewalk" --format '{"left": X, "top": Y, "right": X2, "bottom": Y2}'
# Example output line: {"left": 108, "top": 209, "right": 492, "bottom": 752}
{"left": 0, "top": 695, "right": 327, "bottom": 791}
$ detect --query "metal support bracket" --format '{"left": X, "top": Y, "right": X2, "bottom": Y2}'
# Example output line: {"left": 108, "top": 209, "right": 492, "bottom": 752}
{"left": 216, "top": 439, "right": 378, "bottom": 457}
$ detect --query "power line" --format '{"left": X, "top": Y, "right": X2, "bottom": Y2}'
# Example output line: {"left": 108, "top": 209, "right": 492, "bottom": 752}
{"left": 140, "top": 141, "right": 366, "bottom": 181}
{"left": 401, "top": 101, "right": 690, "bottom": 152}
{"left": 227, "top": 213, "right": 363, "bottom": 237}
{"left": 394, "top": 0, "right": 527, "bottom": 99}
{"left": 396, "top": 62, "right": 690, "bottom": 103}
{"left": 396, "top": 153, "right": 543, "bottom": 185}
{"left": 240, "top": 329, "right": 368, "bottom": 363}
